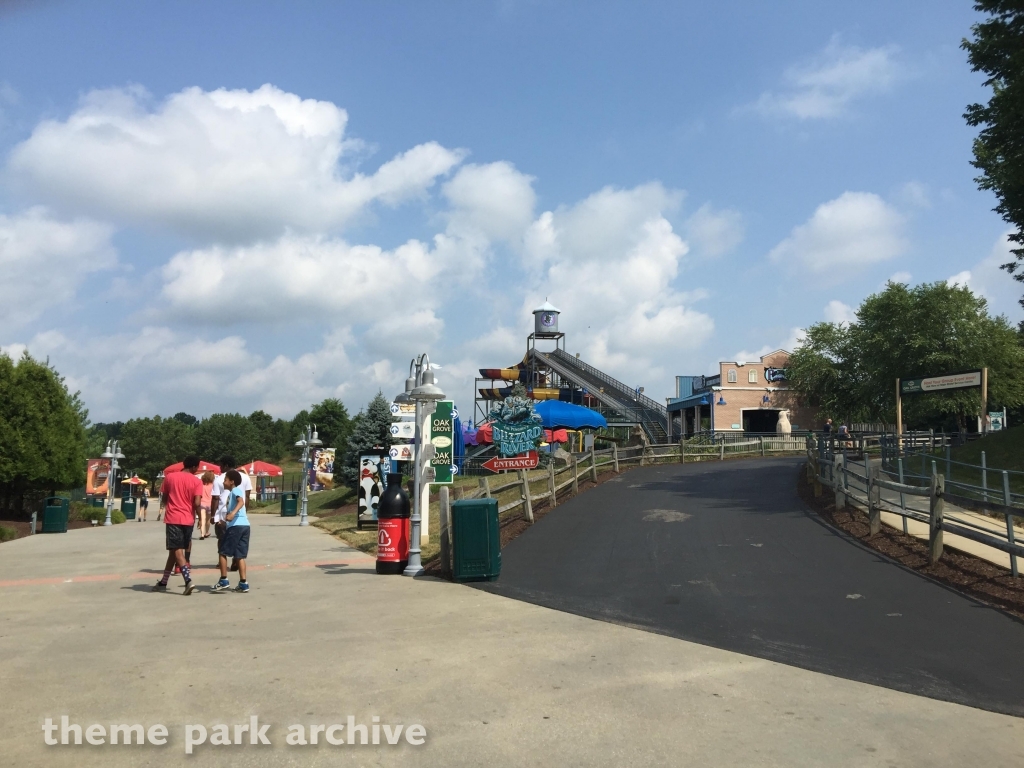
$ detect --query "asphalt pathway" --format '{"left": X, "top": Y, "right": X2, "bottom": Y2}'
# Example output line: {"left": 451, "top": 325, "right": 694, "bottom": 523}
{"left": 477, "top": 457, "right": 1024, "bottom": 716}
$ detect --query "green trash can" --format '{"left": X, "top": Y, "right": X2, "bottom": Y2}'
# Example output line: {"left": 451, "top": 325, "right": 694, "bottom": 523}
{"left": 41, "top": 497, "right": 70, "bottom": 533}
{"left": 451, "top": 498, "right": 501, "bottom": 582}
{"left": 280, "top": 492, "right": 299, "bottom": 517}
{"left": 122, "top": 498, "right": 137, "bottom": 520}
{"left": 91, "top": 497, "right": 105, "bottom": 508}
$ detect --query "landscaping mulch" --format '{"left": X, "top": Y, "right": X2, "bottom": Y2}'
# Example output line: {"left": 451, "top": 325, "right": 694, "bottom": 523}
{"left": 797, "top": 463, "right": 1024, "bottom": 621}
{"left": 0, "top": 517, "right": 97, "bottom": 542}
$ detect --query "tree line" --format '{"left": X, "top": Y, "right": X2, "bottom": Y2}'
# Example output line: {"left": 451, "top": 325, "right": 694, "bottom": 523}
{"left": 787, "top": 281, "right": 1024, "bottom": 431}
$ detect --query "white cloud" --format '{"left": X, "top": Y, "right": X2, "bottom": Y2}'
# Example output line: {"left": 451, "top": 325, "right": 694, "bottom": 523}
{"left": 685, "top": 203, "right": 744, "bottom": 257}
{"left": 889, "top": 271, "right": 912, "bottom": 284}
{"left": 442, "top": 161, "right": 536, "bottom": 242}
{"left": 768, "top": 191, "right": 907, "bottom": 283}
{"left": 823, "top": 299, "right": 857, "bottom": 324}
{"left": 8, "top": 84, "right": 465, "bottom": 241}
{"left": 948, "top": 232, "right": 1024, "bottom": 322}
{"left": 896, "top": 181, "right": 930, "bottom": 209}
{"left": 522, "top": 183, "right": 713, "bottom": 387}
{"left": 753, "top": 39, "right": 903, "bottom": 120}
{"left": 731, "top": 327, "right": 805, "bottom": 364}
{"left": 0, "top": 207, "right": 116, "bottom": 329}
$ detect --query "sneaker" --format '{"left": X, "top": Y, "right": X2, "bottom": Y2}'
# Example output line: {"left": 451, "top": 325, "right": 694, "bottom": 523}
{"left": 183, "top": 580, "right": 196, "bottom": 596}
{"left": 235, "top": 581, "right": 250, "bottom": 593}
{"left": 212, "top": 578, "right": 231, "bottom": 592}
{"left": 152, "top": 582, "right": 167, "bottom": 592}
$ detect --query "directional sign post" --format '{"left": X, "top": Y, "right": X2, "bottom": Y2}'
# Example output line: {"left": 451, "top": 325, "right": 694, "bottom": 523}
{"left": 482, "top": 450, "right": 539, "bottom": 473}
{"left": 429, "top": 401, "right": 455, "bottom": 485}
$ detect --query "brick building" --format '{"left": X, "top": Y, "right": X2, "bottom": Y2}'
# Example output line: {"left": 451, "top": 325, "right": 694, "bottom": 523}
{"left": 666, "top": 350, "right": 819, "bottom": 437}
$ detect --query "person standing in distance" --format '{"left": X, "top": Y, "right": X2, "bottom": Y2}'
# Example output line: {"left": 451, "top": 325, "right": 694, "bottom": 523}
{"left": 212, "top": 469, "right": 251, "bottom": 593}
{"left": 153, "top": 455, "right": 202, "bottom": 594}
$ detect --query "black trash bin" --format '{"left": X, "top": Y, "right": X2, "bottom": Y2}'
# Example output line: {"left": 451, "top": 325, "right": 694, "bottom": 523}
{"left": 280, "top": 492, "right": 299, "bottom": 517}
{"left": 41, "top": 497, "right": 70, "bottom": 533}
{"left": 451, "top": 498, "right": 501, "bottom": 582}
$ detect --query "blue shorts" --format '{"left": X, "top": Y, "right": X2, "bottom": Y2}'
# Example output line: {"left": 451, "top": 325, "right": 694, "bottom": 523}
{"left": 218, "top": 526, "right": 250, "bottom": 559}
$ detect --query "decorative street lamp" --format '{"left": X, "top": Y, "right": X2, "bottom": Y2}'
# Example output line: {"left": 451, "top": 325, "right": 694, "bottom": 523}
{"left": 100, "top": 440, "right": 125, "bottom": 526}
{"left": 294, "top": 425, "right": 323, "bottom": 527}
{"left": 400, "top": 353, "right": 445, "bottom": 577}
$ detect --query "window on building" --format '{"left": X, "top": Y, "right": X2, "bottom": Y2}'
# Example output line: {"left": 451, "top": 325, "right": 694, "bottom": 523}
{"left": 727, "top": 369, "right": 737, "bottom": 383}
{"left": 748, "top": 369, "right": 758, "bottom": 383}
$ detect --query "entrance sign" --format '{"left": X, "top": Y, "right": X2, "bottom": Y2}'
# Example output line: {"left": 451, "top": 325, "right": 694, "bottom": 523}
{"left": 489, "top": 395, "right": 544, "bottom": 457}
{"left": 901, "top": 371, "right": 982, "bottom": 395}
{"left": 429, "top": 400, "right": 455, "bottom": 484}
{"left": 482, "top": 451, "right": 539, "bottom": 473}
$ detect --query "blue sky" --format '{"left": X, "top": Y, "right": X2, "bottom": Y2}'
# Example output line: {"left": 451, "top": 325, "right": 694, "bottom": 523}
{"left": 0, "top": 1, "right": 1019, "bottom": 422}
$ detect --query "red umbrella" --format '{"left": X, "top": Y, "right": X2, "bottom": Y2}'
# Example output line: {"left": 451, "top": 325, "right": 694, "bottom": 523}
{"left": 122, "top": 474, "right": 148, "bottom": 485}
{"left": 476, "top": 422, "right": 494, "bottom": 444}
{"left": 163, "top": 460, "right": 221, "bottom": 474}
{"left": 238, "top": 460, "right": 283, "bottom": 477}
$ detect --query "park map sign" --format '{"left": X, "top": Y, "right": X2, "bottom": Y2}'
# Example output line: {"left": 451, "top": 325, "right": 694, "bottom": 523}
{"left": 900, "top": 371, "right": 982, "bottom": 395}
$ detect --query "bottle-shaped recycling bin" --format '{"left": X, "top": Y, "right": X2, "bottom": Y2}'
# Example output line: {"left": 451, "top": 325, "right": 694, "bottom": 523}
{"left": 375, "top": 473, "right": 410, "bottom": 574}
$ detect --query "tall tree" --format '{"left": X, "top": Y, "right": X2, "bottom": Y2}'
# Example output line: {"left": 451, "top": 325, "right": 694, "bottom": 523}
{"left": 247, "top": 410, "right": 291, "bottom": 461}
{"left": 0, "top": 351, "right": 89, "bottom": 515}
{"left": 194, "top": 413, "right": 264, "bottom": 464}
{"left": 789, "top": 281, "right": 1024, "bottom": 430}
{"left": 339, "top": 393, "right": 393, "bottom": 488}
{"left": 963, "top": 2, "right": 1024, "bottom": 304}
{"left": 171, "top": 412, "right": 198, "bottom": 427}
{"left": 120, "top": 416, "right": 197, "bottom": 483}
{"left": 309, "top": 398, "right": 352, "bottom": 450}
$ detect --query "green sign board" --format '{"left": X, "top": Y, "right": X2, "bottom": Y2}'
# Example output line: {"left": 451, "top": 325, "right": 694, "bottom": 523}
{"left": 429, "top": 400, "right": 455, "bottom": 485}
{"left": 900, "top": 370, "right": 982, "bottom": 395}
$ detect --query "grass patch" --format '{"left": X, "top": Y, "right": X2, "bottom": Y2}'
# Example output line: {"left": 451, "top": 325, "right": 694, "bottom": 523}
{"left": 917, "top": 425, "right": 1024, "bottom": 496}
{"left": 0, "top": 524, "right": 15, "bottom": 542}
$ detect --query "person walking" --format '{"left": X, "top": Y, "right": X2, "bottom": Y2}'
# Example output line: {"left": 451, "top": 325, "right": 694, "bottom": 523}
{"left": 198, "top": 471, "right": 215, "bottom": 539}
{"left": 138, "top": 487, "right": 149, "bottom": 521}
{"left": 212, "top": 469, "right": 251, "bottom": 593}
{"left": 153, "top": 455, "right": 202, "bottom": 595}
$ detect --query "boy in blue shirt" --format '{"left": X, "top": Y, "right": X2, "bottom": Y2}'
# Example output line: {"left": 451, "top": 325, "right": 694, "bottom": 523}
{"left": 212, "top": 469, "right": 251, "bottom": 593}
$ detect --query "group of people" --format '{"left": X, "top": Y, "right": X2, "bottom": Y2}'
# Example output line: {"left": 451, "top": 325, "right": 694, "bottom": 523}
{"left": 823, "top": 418, "right": 852, "bottom": 443}
{"left": 153, "top": 454, "right": 252, "bottom": 595}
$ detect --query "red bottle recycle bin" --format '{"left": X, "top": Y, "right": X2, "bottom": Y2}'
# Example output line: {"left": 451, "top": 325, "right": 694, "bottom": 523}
{"left": 376, "top": 473, "right": 410, "bottom": 574}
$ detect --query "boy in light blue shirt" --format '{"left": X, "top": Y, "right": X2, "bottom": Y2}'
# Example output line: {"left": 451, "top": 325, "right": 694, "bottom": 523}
{"left": 212, "top": 469, "right": 251, "bottom": 593}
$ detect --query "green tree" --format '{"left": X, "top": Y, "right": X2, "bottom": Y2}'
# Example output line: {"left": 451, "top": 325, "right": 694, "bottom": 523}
{"left": 0, "top": 351, "right": 89, "bottom": 515}
{"left": 194, "top": 413, "right": 264, "bottom": 464}
{"left": 789, "top": 281, "right": 1024, "bottom": 430}
{"left": 309, "top": 398, "right": 352, "bottom": 450}
{"left": 247, "top": 410, "right": 291, "bottom": 461}
{"left": 339, "top": 393, "right": 393, "bottom": 488}
{"left": 963, "top": 2, "right": 1024, "bottom": 304}
{"left": 172, "top": 412, "right": 198, "bottom": 427}
{"left": 120, "top": 416, "right": 197, "bottom": 483}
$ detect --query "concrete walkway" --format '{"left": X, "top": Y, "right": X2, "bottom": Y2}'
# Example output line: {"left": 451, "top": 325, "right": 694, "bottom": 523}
{"left": 1, "top": 511, "right": 1022, "bottom": 767}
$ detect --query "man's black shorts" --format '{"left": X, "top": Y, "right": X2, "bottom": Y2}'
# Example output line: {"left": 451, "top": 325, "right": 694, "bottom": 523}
{"left": 165, "top": 523, "right": 193, "bottom": 551}
{"left": 218, "top": 526, "right": 250, "bottom": 559}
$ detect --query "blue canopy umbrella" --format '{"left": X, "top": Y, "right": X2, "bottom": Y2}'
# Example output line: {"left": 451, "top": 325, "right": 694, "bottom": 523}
{"left": 453, "top": 415, "right": 465, "bottom": 474}
{"left": 533, "top": 400, "right": 608, "bottom": 429}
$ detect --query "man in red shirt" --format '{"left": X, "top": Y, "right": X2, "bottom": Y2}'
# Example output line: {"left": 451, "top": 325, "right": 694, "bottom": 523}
{"left": 154, "top": 455, "right": 203, "bottom": 594}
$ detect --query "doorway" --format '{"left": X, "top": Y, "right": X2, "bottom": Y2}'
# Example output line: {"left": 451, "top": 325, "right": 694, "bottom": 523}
{"left": 743, "top": 408, "right": 779, "bottom": 433}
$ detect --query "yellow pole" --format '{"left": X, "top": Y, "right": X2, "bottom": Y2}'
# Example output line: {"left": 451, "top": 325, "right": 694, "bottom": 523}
{"left": 895, "top": 378, "right": 903, "bottom": 452}
{"left": 981, "top": 367, "right": 988, "bottom": 433}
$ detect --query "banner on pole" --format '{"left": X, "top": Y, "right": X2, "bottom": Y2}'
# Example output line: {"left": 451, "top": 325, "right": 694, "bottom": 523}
{"left": 429, "top": 400, "right": 455, "bottom": 484}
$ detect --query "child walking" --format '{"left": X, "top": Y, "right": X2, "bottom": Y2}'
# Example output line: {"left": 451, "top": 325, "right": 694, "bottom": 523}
{"left": 199, "top": 471, "right": 214, "bottom": 539}
{"left": 212, "top": 469, "right": 251, "bottom": 593}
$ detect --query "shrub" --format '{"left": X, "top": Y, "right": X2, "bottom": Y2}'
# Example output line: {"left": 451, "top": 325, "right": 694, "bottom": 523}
{"left": 75, "top": 507, "right": 126, "bottom": 524}
{"left": 0, "top": 524, "right": 16, "bottom": 542}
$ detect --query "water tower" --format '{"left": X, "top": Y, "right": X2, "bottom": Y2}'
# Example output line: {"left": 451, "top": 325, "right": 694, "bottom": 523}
{"left": 533, "top": 300, "right": 561, "bottom": 337}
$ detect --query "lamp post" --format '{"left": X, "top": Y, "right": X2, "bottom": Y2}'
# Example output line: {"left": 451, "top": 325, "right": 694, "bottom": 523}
{"left": 100, "top": 440, "right": 125, "bottom": 526}
{"left": 401, "top": 353, "right": 445, "bottom": 577}
{"left": 294, "top": 425, "right": 322, "bottom": 527}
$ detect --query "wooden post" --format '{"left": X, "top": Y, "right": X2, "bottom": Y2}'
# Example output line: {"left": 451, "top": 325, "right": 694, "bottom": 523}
{"left": 834, "top": 457, "right": 846, "bottom": 510}
{"left": 479, "top": 476, "right": 491, "bottom": 499}
{"left": 589, "top": 446, "right": 598, "bottom": 483}
{"left": 812, "top": 455, "right": 821, "bottom": 497}
{"left": 760, "top": 436, "right": 765, "bottom": 457}
{"left": 439, "top": 486, "right": 452, "bottom": 578}
{"left": 519, "top": 469, "right": 534, "bottom": 524}
{"left": 572, "top": 456, "right": 579, "bottom": 495}
{"left": 719, "top": 442, "right": 725, "bottom": 461}
{"left": 981, "top": 367, "right": 988, "bottom": 433}
{"left": 929, "top": 473, "right": 944, "bottom": 564}
{"left": 548, "top": 460, "right": 557, "bottom": 508}
{"left": 867, "top": 463, "right": 880, "bottom": 536}
{"left": 678, "top": 439, "right": 685, "bottom": 464}
{"left": 613, "top": 442, "right": 620, "bottom": 472}
{"left": 895, "top": 378, "right": 903, "bottom": 452}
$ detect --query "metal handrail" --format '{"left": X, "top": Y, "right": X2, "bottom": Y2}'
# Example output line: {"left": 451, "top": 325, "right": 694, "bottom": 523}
{"left": 549, "top": 348, "right": 668, "bottom": 418}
